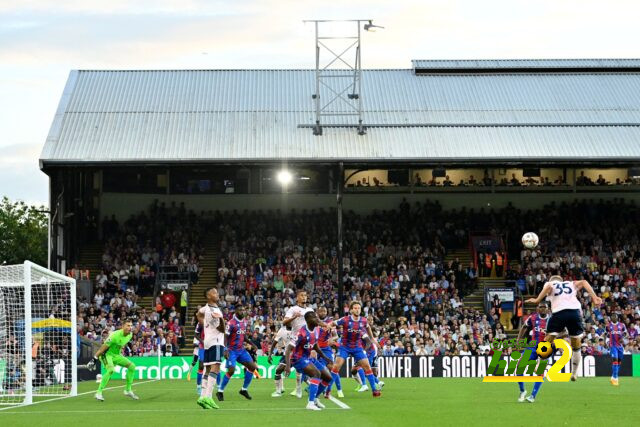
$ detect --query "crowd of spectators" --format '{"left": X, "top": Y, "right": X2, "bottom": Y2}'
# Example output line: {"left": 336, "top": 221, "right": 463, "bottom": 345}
{"left": 212, "top": 198, "right": 640, "bottom": 357}
{"left": 77, "top": 200, "right": 207, "bottom": 355}
{"left": 77, "top": 197, "right": 640, "bottom": 358}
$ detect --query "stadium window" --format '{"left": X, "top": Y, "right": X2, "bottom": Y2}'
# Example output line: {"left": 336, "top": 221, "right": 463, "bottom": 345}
{"left": 576, "top": 168, "right": 634, "bottom": 186}
{"left": 102, "top": 168, "right": 166, "bottom": 194}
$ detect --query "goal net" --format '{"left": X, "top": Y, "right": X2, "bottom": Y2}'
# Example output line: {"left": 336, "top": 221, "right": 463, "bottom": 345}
{"left": 0, "top": 261, "right": 77, "bottom": 406}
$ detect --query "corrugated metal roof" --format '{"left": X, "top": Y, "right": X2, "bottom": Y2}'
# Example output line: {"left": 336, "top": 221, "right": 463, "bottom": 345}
{"left": 411, "top": 58, "right": 640, "bottom": 70}
{"left": 41, "top": 65, "right": 640, "bottom": 164}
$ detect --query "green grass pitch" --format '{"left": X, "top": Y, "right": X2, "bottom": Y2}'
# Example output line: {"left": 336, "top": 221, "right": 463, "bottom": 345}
{"left": 1, "top": 377, "right": 637, "bottom": 427}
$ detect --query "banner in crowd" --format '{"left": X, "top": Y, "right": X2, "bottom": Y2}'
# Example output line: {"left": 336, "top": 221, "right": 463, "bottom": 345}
{"left": 101, "top": 355, "right": 296, "bottom": 380}
{"left": 486, "top": 288, "right": 515, "bottom": 303}
{"left": 345, "top": 355, "right": 632, "bottom": 378}
{"left": 633, "top": 355, "right": 640, "bottom": 377}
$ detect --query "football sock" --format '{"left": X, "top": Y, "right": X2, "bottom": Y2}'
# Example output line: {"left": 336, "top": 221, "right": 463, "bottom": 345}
{"left": 332, "top": 371, "right": 342, "bottom": 391}
{"left": 201, "top": 377, "right": 208, "bottom": 397}
{"left": 97, "top": 368, "right": 113, "bottom": 393}
{"left": 364, "top": 369, "right": 377, "bottom": 391}
{"left": 316, "top": 380, "right": 329, "bottom": 398}
{"left": 357, "top": 368, "right": 366, "bottom": 385}
{"left": 296, "top": 372, "right": 302, "bottom": 389}
{"left": 205, "top": 372, "right": 216, "bottom": 398}
{"left": 531, "top": 381, "right": 542, "bottom": 397}
{"left": 242, "top": 371, "right": 254, "bottom": 390}
{"left": 197, "top": 369, "right": 203, "bottom": 386}
{"left": 308, "top": 378, "right": 320, "bottom": 402}
{"left": 125, "top": 363, "right": 135, "bottom": 392}
{"left": 571, "top": 349, "right": 581, "bottom": 376}
{"left": 218, "top": 372, "right": 232, "bottom": 392}
{"left": 613, "top": 362, "right": 619, "bottom": 379}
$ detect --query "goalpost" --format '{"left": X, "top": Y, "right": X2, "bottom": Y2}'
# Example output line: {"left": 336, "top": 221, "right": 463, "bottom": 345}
{"left": 0, "top": 261, "right": 77, "bottom": 407}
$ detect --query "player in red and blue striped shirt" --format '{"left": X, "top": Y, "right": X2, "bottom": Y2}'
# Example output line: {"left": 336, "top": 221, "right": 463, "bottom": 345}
{"left": 315, "top": 306, "right": 343, "bottom": 398}
{"left": 331, "top": 301, "right": 381, "bottom": 397}
{"left": 516, "top": 302, "right": 549, "bottom": 403}
{"left": 216, "top": 305, "right": 259, "bottom": 401}
{"left": 606, "top": 314, "right": 628, "bottom": 386}
{"left": 285, "top": 311, "right": 333, "bottom": 411}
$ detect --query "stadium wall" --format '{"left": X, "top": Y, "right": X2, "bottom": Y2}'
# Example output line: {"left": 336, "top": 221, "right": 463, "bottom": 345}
{"left": 101, "top": 192, "right": 640, "bottom": 221}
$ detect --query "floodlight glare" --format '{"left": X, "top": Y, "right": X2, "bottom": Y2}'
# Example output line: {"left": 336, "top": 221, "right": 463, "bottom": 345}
{"left": 277, "top": 170, "right": 292, "bottom": 185}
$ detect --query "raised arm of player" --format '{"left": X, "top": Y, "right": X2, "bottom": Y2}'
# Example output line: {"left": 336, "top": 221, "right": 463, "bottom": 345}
{"left": 574, "top": 280, "right": 603, "bottom": 306}
{"left": 283, "top": 311, "right": 300, "bottom": 327}
{"left": 526, "top": 283, "right": 552, "bottom": 304}
{"left": 267, "top": 337, "right": 279, "bottom": 364}
{"left": 366, "top": 324, "right": 379, "bottom": 349}
{"left": 94, "top": 343, "right": 110, "bottom": 359}
{"left": 516, "top": 319, "right": 531, "bottom": 342}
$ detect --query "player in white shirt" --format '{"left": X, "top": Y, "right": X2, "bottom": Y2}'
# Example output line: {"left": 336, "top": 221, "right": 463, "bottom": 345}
{"left": 526, "top": 275, "right": 602, "bottom": 381}
{"left": 282, "top": 290, "right": 329, "bottom": 398}
{"left": 267, "top": 324, "right": 293, "bottom": 397}
{"left": 195, "top": 288, "right": 226, "bottom": 409}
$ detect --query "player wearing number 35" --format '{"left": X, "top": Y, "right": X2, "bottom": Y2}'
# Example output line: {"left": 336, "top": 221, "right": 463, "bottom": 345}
{"left": 526, "top": 276, "right": 602, "bottom": 382}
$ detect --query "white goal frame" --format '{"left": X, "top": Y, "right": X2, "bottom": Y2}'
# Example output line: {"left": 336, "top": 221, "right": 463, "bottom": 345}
{"left": 0, "top": 261, "right": 77, "bottom": 407}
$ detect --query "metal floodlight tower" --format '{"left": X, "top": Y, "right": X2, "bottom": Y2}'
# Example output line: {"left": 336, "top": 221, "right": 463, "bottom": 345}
{"left": 304, "top": 19, "right": 382, "bottom": 136}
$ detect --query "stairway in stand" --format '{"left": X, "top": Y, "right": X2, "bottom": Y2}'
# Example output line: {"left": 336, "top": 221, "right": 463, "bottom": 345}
{"left": 180, "top": 234, "right": 218, "bottom": 355}
{"left": 445, "top": 248, "right": 478, "bottom": 308}
{"left": 76, "top": 241, "right": 103, "bottom": 283}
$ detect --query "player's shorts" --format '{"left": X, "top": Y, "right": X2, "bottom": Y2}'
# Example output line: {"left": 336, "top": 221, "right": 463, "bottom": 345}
{"left": 337, "top": 346, "right": 367, "bottom": 362}
{"left": 313, "top": 348, "right": 334, "bottom": 370}
{"left": 547, "top": 309, "right": 584, "bottom": 337}
{"left": 291, "top": 357, "right": 314, "bottom": 372}
{"left": 318, "top": 346, "right": 334, "bottom": 363}
{"left": 226, "top": 349, "right": 253, "bottom": 368}
{"left": 101, "top": 354, "right": 133, "bottom": 372}
{"left": 367, "top": 349, "right": 378, "bottom": 368}
{"left": 202, "top": 345, "right": 225, "bottom": 365}
{"left": 610, "top": 346, "right": 624, "bottom": 360}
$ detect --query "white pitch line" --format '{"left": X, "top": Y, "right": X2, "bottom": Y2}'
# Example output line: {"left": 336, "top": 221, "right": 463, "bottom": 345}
{"left": 328, "top": 395, "right": 351, "bottom": 409}
{"left": 0, "top": 379, "right": 158, "bottom": 413}
{"left": 0, "top": 407, "right": 344, "bottom": 415}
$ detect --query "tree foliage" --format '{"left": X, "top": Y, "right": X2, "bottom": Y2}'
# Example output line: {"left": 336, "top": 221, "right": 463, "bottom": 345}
{"left": 0, "top": 196, "right": 48, "bottom": 266}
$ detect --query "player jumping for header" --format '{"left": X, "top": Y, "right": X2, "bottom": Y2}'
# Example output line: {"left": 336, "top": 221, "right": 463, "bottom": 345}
{"left": 526, "top": 275, "right": 602, "bottom": 383}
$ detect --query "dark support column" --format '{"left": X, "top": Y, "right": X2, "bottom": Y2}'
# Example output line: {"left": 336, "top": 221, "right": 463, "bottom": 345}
{"left": 337, "top": 162, "right": 344, "bottom": 313}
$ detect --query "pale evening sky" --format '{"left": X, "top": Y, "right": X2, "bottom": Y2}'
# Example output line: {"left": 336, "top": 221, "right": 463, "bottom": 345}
{"left": 0, "top": 0, "right": 638, "bottom": 205}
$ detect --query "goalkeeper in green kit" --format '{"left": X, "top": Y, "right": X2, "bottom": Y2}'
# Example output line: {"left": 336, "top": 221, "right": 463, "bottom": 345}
{"left": 90, "top": 318, "right": 139, "bottom": 401}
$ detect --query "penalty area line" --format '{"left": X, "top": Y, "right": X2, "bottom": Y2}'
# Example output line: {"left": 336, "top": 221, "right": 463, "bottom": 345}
{"left": 328, "top": 395, "right": 351, "bottom": 409}
{"left": 0, "top": 379, "right": 159, "bottom": 413}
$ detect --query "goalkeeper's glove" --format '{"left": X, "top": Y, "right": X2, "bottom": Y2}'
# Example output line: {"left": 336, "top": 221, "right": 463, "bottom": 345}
{"left": 87, "top": 356, "right": 99, "bottom": 371}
